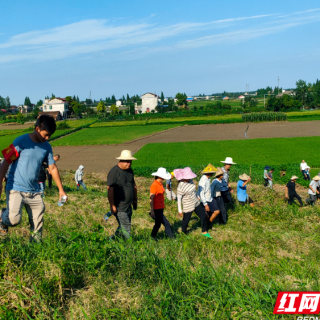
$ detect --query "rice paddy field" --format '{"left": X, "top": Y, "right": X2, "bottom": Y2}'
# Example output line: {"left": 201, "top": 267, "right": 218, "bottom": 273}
{"left": 51, "top": 124, "right": 180, "bottom": 146}
{"left": 133, "top": 136, "right": 320, "bottom": 168}
{"left": 1, "top": 172, "right": 319, "bottom": 319}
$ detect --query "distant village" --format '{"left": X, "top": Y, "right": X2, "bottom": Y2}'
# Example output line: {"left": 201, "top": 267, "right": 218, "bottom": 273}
{"left": 6, "top": 87, "right": 295, "bottom": 121}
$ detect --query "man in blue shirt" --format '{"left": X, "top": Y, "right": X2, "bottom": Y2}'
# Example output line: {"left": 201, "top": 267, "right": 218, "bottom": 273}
{"left": 237, "top": 173, "right": 254, "bottom": 208}
{"left": 0, "top": 115, "right": 67, "bottom": 241}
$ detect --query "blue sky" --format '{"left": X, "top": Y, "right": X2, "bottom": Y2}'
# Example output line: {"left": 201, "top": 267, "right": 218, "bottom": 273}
{"left": 1, "top": 0, "right": 320, "bottom": 105}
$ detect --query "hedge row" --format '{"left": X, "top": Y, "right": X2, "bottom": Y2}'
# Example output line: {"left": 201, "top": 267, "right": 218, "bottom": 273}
{"left": 242, "top": 112, "right": 287, "bottom": 122}
{"left": 133, "top": 163, "right": 311, "bottom": 187}
{"left": 49, "top": 120, "right": 97, "bottom": 141}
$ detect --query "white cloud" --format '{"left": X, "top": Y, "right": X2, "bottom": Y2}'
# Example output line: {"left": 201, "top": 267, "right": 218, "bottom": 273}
{"left": 0, "top": 9, "right": 319, "bottom": 64}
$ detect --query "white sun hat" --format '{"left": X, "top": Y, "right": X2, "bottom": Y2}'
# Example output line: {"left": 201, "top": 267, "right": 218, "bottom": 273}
{"left": 220, "top": 157, "right": 237, "bottom": 165}
{"left": 151, "top": 167, "right": 171, "bottom": 180}
{"left": 116, "top": 150, "right": 137, "bottom": 160}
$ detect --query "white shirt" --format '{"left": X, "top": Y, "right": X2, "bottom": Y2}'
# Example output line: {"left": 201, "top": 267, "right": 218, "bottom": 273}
{"left": 300, "top": 162, "right": 308, "bottom": 171}
{"left": 197, "top": 175, "right": 212, "bottom": 206}
{"left": 308, "top": 180, "right": 317, "bottom": 195}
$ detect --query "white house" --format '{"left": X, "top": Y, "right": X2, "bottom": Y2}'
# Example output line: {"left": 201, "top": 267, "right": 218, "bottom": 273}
{"left": 42, "top": 98, "right": 68, "bottom": 119}
{"left": 139, "top": 93, "right": 159, "bottom": 113}
{"left": 116, "top": 100, "right": 122, "bottom": 107}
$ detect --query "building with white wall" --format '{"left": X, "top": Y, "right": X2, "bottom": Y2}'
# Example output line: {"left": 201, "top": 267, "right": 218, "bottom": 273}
{"left": 138, "top": 93, "right": 159, "bottom": 113}
{"left": 42, "top": 98, "right": 68, "bottom": 119}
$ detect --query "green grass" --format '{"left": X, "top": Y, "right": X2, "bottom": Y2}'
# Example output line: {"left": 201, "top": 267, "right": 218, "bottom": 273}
{"left": 0, "top": 172, "right": 319, "bottom": 319}
{"left": 91, "top": 114, "right": 243, "bottom": 127}
{"left": 133, "top": 136, "right": 320, "bottom": 168}
{"left": 51, "top": 124, "right": 180, "bottom": 146}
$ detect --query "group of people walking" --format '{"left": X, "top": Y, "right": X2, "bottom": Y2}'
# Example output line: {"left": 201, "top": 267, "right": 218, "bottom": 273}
{"left": 0, "top": 114, "right": 319, "bottom": 242}
{"left": 106, "top": 151, "right": 256, "bottom": 240}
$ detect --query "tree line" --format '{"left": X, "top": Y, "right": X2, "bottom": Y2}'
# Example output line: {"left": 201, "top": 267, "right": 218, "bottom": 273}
{"left": 266, "top": 79, "right": 320, "bottom": 112}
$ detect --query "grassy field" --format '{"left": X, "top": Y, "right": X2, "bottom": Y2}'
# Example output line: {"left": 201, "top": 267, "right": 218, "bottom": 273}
{"left": 0, "top": 172, "right": 319, "bottom": 319}
{"left": 286, "top": 110, "right": 320, "bottom": 122}
{"left": 91, "top": 114, "right": 243, "bottom": 127}
{"left": 51, "top": 124, "right": 180, "bottom": 146}
{"left": 133, "top": 136, "right": 320, "bottom": 168}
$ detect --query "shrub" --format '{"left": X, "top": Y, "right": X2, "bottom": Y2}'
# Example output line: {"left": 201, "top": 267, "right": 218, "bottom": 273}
{"left": 57, "top": 121, "right": 71, "bottom": 130}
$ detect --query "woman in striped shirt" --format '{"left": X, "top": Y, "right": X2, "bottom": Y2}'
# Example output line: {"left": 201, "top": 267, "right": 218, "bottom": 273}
{"left": 174, "top": 167, "right": 212, "bottom": 239}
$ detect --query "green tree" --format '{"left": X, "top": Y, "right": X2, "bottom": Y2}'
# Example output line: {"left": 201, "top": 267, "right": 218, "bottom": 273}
{"left": 51, "top": 93, "right": 55, "bottom": 99}
{"left": 73, "top": 103, "right": 82, "bottom": 116}
{"left": 175, "top": 93, "right": 187, "bottom": 107}
{"left": 160, "top": 91, "right": 165, "bottom": 103}
{"left": 126, "top": 94, "right": 130, "bottom": 102}
{"left": 5, "top": 97, "right": 10, "bottom": 109}
{"left": 111, "top": 95, "right": 116, "bottom": 104}
{"left": 24, "top": 97, "right": 31, "bottom": 107}
{"left": 96, "top": 101, "right": 106, "bottom": 113}
{"left": 110, "top": 104, "right": 119, "bottom": 115}
{"left": 36, "top": 100, "right": 43, "bottom": 107}
{"left": 295, "top": 79, "right": 309, "bottom": 105}
{"left": 32, "top": 106, "right": 40, "bottom": 119}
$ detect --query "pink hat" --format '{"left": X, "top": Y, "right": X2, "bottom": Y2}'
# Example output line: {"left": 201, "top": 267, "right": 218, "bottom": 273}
{"left": 173, "top": 167, "right": 197, "bottom": 181}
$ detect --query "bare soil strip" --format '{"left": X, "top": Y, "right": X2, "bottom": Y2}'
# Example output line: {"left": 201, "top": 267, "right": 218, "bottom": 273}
{"left": 53, "top": 120, "right": 320, "bottom": 172}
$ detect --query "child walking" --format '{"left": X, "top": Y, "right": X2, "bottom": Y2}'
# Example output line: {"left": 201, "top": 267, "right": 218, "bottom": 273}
{"left": 150, "top": 167, "right": 174, "bottom": 239}
{"left": 75, "top": 165, "right": 87, "bottom": 191}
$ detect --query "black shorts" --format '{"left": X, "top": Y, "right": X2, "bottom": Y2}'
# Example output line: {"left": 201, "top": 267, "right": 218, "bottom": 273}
{"left": 207, "top": 199, "right": 219, "bottom": 212}
{"left": 239, "top": 196, "right": 254, "bottom": 206}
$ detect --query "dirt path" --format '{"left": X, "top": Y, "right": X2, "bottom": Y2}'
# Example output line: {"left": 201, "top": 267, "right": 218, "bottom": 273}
{"left": 53, "top": 120, "right": 320, "bottom": 172}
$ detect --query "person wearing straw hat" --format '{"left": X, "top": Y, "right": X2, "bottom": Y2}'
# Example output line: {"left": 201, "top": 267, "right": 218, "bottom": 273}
{"left": 150, "top": 167, "right": 174, "bottom": 239}
{"left": 197, "top": 164, "right": 220, "bottom": 223}
{"left": 306, "top": 176, "right": 320, "bottom": 206}
{"left": 237, "top": 173, "right": 254, "bottom": 207}
{"left": 285, "top": 175, "right": 303, "bottom": 206}
{"left": 166, "top": 172, "right": 176, "bottom": 201}
{"left": 220, "top": 157, "right": 237, "bottom": 203}
{"left": 107, "top": 150, "right": 138, "bottom": 240}
{"left": 211, "top": 167, "right": 227, "bottom": 224}
{"left": 174, "top": 167, "right": 212, "bottom": 239}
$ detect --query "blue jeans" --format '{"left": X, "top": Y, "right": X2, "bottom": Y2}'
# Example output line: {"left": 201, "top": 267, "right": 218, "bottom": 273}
{"left": 77, "top": 181, "right": 87, "bottom": 191}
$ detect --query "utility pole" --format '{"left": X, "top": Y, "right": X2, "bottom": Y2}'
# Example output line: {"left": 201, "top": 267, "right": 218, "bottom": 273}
{"left": 278, "top": 76, "right": 280, "bottom": 94}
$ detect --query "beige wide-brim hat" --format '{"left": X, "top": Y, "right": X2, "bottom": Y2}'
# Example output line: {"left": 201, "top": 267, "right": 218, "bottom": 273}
{"left": 221, "top": 157, "right": 237, "bottom": 165}
{"left": 290, "top": 175, "right": 299, "bottom": 180}
{"left": 215, "top": 167, "right": 224, "bottom": 177}
{"left": 239, "top": 173, "right": 250, "bottom": 181}
{"left": 313, "top": 176, "right": 320, "bottom": 181}
{"left": 116, "top": 150, "right": 137, "bottom": 160}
